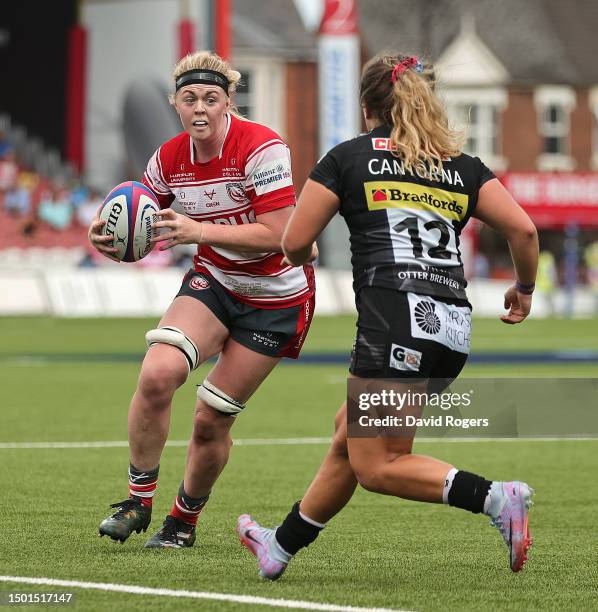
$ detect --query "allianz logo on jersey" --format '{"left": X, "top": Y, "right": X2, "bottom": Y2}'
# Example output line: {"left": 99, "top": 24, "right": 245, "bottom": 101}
{"left": 364, "top": 181, "right": 469, "bottom": 221}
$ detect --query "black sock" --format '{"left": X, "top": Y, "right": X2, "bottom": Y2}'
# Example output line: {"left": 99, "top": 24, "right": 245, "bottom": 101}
{"left": 172, "top": 482, "right": 209, "bottom": 525}
{"left": 274, "top": 501, "right": 324, "bottom": 555}
{"left": 447, "top": 471, "right": 492, "bottom": 514}
{"left": 177, "top": 482, "right": 210, "bottom": 509}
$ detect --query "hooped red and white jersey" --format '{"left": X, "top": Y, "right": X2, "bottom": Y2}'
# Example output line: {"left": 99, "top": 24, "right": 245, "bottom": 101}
{"left": 143, "top": 114, "right": 314, "bottom": 308}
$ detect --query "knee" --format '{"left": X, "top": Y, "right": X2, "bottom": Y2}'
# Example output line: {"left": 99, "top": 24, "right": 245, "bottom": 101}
{"left": 138, "top": 360, "right": 187, "bottom": 402}
{"left": 191, "top": 404, "right": 232, "bottom": 445}
{"left": 348, "top": 453, "right": 383, "bottom": 492}
{"left": 350, "top": 446, "right": 413, "bottom": 495}
{"left": 352, "top": 467, "right": 387, "bottom": 494}
{"left": 330, "top": 423, "right": 348, "bottom": 458}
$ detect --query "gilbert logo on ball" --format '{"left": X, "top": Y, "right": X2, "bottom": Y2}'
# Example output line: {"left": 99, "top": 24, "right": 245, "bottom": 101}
{"left": 99, "top": 181, "right": 160, "bottom": 262}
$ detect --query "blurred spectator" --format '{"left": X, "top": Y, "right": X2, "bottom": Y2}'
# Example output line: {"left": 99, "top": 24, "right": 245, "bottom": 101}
{"left": 0, "top": 150, "right": 18, "bottom": 191}
{"left": 69, "top": 180, "right": 90, "bottom": 210}
{"left": 537, "top": 250, "right": 557, "bottom": 316}
{"left": 5, "top": 170, "right": 37, "bottom": 217}
{"left": 4, "top": 177, "right": 32, "bottom": 216}
{"left": 585, "top": 240, "right": 598, "bottom": 312}
{"left": 0, "top": 129, "right": 13, "bottom": 158}
{"left": 38, "top": 186, "right": 73, "bottom": 230}
{"left": 473, "top": 252, "right": 490, "bottom": 278}
{"left": 75, "top": 188, "right": 103, "bottom": 227}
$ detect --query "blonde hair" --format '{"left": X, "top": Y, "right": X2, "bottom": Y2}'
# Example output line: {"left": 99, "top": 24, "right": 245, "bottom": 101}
{"left": 168, "top": 51, "right": 243, "bottom": 115}
{"left": 360, "top": 53, "right": 464, "bottom": 171}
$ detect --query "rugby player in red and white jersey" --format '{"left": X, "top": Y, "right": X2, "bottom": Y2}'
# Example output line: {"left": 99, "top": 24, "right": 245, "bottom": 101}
{"left": 89, "top": 51, "right": 316, "bottom": 549}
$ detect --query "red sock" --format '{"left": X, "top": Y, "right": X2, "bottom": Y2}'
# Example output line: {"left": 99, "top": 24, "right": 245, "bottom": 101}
{"left": 170, "top": 482, "right": 209, "bottom": 526}
{"left": 128, "top": 463, "right": 159, "bottom": 508}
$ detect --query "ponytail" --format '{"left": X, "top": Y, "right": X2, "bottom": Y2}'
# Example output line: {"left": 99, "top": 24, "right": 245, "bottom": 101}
{"left": 360, "top": 54, "right": 464, "bottom": 172}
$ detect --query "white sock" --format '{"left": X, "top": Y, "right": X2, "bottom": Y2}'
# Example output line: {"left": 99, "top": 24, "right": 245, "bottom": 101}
{"left": 442, "top": 467, "right": 458, "bottom": 504}
{"left": 483, "top": 481, "right": 503, "bottom": 516}
{"left": 299, "top": 510, "right": 326, "bottom": 529}
{"left": 267, "top": 530, "right": 293, "bottom": 563}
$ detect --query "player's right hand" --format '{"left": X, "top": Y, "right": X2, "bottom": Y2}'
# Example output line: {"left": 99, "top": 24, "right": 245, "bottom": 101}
{"left": 281, "top": 242, "right": 319, "bottom": 267}
{"left": 88, "top": 217, "right": 120, "bottom": 262}
{"left": 500, "top": 285, "right": 532, "bottom": 324}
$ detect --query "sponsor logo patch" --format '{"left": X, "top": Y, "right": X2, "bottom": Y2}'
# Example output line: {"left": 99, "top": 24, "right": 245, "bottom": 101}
{"left": 363, "top": 181, "right": 468, "bottom": 221}
{"left": 371, "top": 137, "right": 396, "bottom": 151}
{"left": 407, "top": 293, "right": 471, "bottom": 354}
{"left": 189, "top": 276, "right": 210, "bottom": 290}
{"left": 414, "top": 301, "right": 441, "bottom": 334}
{"left": 251, "top": 331, "right": 280, "bottom": 350}
{"left": 226, "top": 182, "right": 247, "bottom": 204}
{"left": 252, "top": 158, "right": 292, "bottom": 196}
{"left": 389, "top": 343, "right": 422, "bottom": 372}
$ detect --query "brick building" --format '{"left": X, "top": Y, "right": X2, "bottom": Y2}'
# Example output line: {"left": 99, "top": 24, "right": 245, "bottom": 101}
{"left": 234, "top": 0, "right": 598, "bottom": 271}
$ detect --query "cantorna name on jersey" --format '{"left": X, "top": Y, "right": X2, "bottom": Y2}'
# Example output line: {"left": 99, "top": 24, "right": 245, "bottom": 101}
{"left": 369, "top": 140, "right": 463, "bottom": 187}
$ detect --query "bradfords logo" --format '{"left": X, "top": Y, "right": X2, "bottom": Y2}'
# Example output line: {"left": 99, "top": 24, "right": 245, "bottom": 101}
{"left": 189, "top": 276, "right": 210, "bottom": 290}
{"left": 364, "top": 181, "right": 468, "bottom": 221}
{"left": 252, "top": 158, "right": 292, "bottom": 196}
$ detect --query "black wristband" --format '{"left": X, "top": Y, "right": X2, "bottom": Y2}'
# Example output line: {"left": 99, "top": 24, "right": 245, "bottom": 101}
{"left": 515, "top": 281, "right": 535, "bottom": 295}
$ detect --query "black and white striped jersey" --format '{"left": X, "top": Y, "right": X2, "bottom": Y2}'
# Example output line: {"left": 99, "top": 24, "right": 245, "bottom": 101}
{"left": 310, "top": 125, "right": 495, "bottom": 301}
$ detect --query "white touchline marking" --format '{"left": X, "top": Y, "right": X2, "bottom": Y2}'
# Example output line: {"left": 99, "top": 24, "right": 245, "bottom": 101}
{"left": 0, "top": 576, "right": 406, "bottom": 612}
{"left": 0, "top": 437, "right": 331, "bottom": 449}
{"left": 0, "top": 436, "right": 595, "bottom": 450}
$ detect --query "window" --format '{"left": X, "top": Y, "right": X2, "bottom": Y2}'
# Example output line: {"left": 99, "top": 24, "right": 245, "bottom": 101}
{"left": 534, "top": 86, "right": 576, "bottom": 171}
{"left": 443, "top": 88, "right": 507, "bottom": 171}
{"left": 541, "top": 104, "right": 567, "bottom": 154}
{"left": 232, "top": 59, "right": 284, "bottom": 136}
{"left": 234, "top": 70, "right": 254, "bottom": 119}
{"left": 452, "top": 103, "right": 500, "bottom": 159}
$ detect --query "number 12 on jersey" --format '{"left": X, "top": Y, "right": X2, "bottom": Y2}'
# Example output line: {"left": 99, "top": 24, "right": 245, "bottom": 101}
{"left": 388, "top": 209, "right": 460, "bottom": 266}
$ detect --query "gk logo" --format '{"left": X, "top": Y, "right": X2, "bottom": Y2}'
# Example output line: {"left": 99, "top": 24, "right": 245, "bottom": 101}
{"left": 389, "top": 343, "right": 422, "bottom": 371}
{"left": 392, "top": 346, "right": 418, "bottom": 365}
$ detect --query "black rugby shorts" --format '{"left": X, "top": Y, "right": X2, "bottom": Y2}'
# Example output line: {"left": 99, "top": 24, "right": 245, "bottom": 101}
{"left": 176, "top": 270, "right": 313, "bottom": 359}
{"left": 350, "top": 287, "right": 471, "bottom": 386}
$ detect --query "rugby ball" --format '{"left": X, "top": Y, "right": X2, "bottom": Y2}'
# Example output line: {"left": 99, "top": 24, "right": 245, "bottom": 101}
{"left": 99, "top": 181, "right": 160, "bottom": 262}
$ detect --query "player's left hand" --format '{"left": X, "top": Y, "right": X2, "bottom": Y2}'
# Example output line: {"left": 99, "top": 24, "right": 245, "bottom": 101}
{"left": 500, "top": 285, "right": 532, "bottom": 324}
{"left": 151, "top": 208, "right": 204, "bottom": 250}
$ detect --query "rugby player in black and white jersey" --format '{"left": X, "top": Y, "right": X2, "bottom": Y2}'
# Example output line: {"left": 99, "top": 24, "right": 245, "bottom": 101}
{"left": 238, "top": 54, "right": 539, "bottom": 578}
{"left": 89, "top": 51, "right": 316, "bottom": 549}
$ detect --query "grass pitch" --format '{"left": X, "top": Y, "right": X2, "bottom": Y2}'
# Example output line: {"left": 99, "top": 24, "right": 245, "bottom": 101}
{"left": 0, "top": 316, "right": 597, "bottom": 611}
